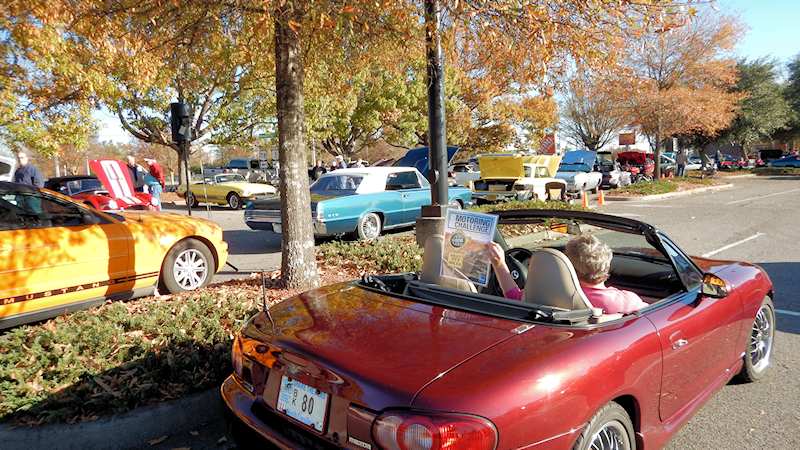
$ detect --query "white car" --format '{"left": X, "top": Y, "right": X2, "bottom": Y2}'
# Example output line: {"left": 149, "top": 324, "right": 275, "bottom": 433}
{"left": 450, "top": 162, "right": 481, "bottom": 187}
{"left": 555, "top": 151, "right": 603, "bottom": 195}
{"left": 0, "top": 148, "right": 15, "bottom": 182}
{"left": 473, "top": 163, "right": 567, "bottom": 202}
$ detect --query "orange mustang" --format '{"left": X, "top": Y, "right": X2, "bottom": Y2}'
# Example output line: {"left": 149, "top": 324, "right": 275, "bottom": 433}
{"left": 0, "top": 180, "right": 228, "bottom": 329}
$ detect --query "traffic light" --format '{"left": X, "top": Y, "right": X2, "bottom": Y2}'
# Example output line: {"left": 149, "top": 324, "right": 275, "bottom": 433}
{"left": 170, "top": 102, "right": 192, "bottom": 144}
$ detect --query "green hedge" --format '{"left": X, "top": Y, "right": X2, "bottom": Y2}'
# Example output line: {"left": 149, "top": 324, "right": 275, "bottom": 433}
{"left": 319, "top": 236, "right": 423, "bottom": 273}
{"left": 613, "top": 177, "right": 715, "bottom": 196}
{"left": 753, "top": 167, "right": 800, "bottom": 176}
{"left": 468, "top": 198, "right": 586, "bottom": 213}
{"left": 0, "top": 287, "right": 260, "bottom": 425}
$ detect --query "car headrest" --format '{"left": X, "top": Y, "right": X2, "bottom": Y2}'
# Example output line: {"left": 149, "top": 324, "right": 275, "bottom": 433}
{"left": 524, "top": 248, "right": 593, "bottom": 310}
{"left": 420, "top": 234, "right": 477, "bottom": 293}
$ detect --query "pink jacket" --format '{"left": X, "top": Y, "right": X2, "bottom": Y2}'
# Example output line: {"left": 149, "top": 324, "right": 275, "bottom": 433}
{"left": 504, "top": 283, "right": 647, "bottom": 315}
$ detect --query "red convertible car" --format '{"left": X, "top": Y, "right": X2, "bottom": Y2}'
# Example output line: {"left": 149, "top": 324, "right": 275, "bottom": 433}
{"left": 222, "top": 210, "right": 774, "bottom": 450}
{"left": 43, "top": 160, "right": 155, "bottom": 211}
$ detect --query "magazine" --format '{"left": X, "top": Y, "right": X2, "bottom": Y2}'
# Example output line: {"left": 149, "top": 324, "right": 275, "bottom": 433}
{"left": 441, "top": 209, "right": 499, "bottom": 286}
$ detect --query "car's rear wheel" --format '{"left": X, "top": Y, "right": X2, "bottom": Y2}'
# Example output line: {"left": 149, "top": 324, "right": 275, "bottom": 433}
{"left": 227, "top": 192, "right": 242, "bottom": 209}
{"left": 159, "top": 239, "right": 214, "bottom": 293}
{"left": 736, "top": 297, "right": 775, "bottom": 382}
{"left": 357, "top": 212, "right": 382, "bottom": 241}
{"left": 449, "top": 199, "right": 463, "bottom": 210}
{"left": 186, "top": 191, "right": 199, "bottom": 208}
{"left": 572, "top": 402, "right": 635, "bottom": 450}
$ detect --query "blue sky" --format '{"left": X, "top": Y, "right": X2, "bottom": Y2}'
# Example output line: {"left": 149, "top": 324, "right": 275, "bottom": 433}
{"left": 94, "top": 1, "right": 800, "bottom": 143}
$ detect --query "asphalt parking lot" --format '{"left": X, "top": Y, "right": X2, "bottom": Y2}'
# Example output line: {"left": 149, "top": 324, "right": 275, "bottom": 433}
{"left": 160, "top": 176, "right": 800, "bottom": 449}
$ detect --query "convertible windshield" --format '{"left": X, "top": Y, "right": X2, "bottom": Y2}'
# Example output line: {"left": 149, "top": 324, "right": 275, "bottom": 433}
{"left": 216, "top": 174, "right": 246, "bottom": 183}
{"left": 66, "top": 178, "right": 103, "bottom": 194}
{"left": 311, "top": 175, "right": 363, "bottom": 194}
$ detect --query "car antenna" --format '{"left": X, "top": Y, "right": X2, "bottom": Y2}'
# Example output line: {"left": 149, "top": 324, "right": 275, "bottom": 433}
{"left": 260, "top": 271, "right": 276, "bottom": 331}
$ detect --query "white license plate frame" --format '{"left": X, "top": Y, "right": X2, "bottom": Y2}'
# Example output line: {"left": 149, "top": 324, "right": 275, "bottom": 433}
{"left": 276, "top": 376, "right": 329, "bottom": 433}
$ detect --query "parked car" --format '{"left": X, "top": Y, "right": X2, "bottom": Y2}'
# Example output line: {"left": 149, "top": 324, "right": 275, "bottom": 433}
{"left": 0, "top": 181, "right": 228, "bottom": 329}
{"left": 555, "top": 150, "right": 603, "bottom": 195}
{"left": 0, "top": 148, "right": 15, "bottom": 182}
{"left": 45, "top": 175, "right": 155, "bottom": 211}
{"left": 472, "top": 154, "right": 566, "bottom": 203}
{"left": 177, "top": 173, "right": 277, "bottom": 209}
{"left": 449, "top": 162, "right": 481, "bottom": 187}
{"left": 617, "top": 151, "right": 654, "bottom": 182}
{"left": 768, "top": 154, "right": 800, "bottom": 168}
{"left": 222, "top": 209, "right": 774, "bottom": 450}
{"left": 687, "top": 156, "right": 703, "bottom": 171}
{"left": 245, "top": 149, "right": 471, "bottom": 240}
{"left": 596, "top": 154, "right": 632, "bottom": 188}
{"left": 757, "top": 149, "right": 785, "bottom": 167}
{"left": 718, "top": 154, "right": 744, "bottom": 170}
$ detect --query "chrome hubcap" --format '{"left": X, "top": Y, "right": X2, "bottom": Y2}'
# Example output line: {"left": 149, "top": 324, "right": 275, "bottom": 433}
{"left": 449, "top": 201, "right": 462, "bottom": 210}
{"left": 589, "top": 421, "right": 629, "bottom": 450}
{"left": 361, "top": 215, "right": 380, "bottom": 239}
{"left": 749, "top": 306, "right": 773, "bottom": 372}
{"left": 230, "top": 196, "right": 239, "bottom": 208}
{"left": 173, "top": 249, "right": 208, "bottom": 290}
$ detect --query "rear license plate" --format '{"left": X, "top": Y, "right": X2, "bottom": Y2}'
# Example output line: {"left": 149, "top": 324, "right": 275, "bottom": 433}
{"left": 272, "top": 223, "right": 282, "bottom": 233}
{"left": 276, "top": 376, "right": 328, "bottom": 432}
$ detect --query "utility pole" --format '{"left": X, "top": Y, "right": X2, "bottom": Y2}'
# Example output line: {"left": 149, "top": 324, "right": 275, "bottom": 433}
{"left": 416, "top": 0, "right": 449, "bottom": 246}
{"left": 170, "top": 100, "right": 193, "bottom": 216}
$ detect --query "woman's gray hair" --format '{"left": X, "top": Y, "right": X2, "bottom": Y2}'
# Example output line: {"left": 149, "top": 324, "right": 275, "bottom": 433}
{"left": 564, "top": 234, "right": 612, "bottom": 284}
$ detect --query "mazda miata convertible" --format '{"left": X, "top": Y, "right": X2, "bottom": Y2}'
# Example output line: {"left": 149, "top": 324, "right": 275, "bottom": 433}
{"left": 222, "top": 210, "right": 774, "bottom": 450}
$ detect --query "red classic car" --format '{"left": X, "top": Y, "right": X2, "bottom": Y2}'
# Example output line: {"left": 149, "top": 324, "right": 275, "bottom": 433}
{"left": 222, "top": 210, "right": 774, "bottom": 450}
{"left": 44, "top": 160, "right": 156, "bottom": 211}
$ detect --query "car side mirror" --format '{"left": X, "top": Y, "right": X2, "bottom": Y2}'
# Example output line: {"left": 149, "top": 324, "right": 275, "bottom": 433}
{"left": 701, "top": 273, "right": 729, "bottom": 298}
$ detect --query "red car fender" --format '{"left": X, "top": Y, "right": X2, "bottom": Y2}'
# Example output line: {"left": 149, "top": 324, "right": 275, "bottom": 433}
{"left": 411, "top": 318, "right": 663, "bottom": 450}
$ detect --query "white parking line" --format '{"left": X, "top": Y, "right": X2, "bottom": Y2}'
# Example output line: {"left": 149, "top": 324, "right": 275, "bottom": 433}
{"left": 701, "top": 233, "right": 764, "bottom": 258}
{"left": 776, "top": 309, "right": 800, "bottom": 318}
{"left": 725, "top": 188, "right": 800, "bottom": 205}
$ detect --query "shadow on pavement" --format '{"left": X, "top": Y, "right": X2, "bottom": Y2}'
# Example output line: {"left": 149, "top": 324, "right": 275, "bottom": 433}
{"left": 223, "top": 230, "right": 281, "bottom": 255}
{"left": 756, "top": 262, "right": 799, "bottom": 334}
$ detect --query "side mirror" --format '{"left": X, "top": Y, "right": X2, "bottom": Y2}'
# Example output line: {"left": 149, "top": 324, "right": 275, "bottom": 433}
{"left": 701, "top": 273, "right": 729, "bottom": 298}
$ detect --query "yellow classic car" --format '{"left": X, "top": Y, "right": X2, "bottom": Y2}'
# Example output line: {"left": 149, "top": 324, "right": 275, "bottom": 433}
{"left": 177, "top": 173, "right": 277, "bottom": 209}
{"left": 0, "top": 181, "right": 228, "bottom": 329}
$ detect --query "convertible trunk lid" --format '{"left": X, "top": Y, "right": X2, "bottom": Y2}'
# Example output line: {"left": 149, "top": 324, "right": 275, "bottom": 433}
{"left": 239, "top": 282, "right": 521, "bottom": 409}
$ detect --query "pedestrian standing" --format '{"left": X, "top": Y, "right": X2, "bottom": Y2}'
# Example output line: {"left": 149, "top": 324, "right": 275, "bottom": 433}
{"left": 13, "top": 151, "right": 44, "bottom": 188}
{"left": 335, "top": 155, "right": 347, "bottom": 170}
{"left": 676, "top": 148, "right": 688, "bottom": 177}
{"left": 714, "top": 149, "right": 723, "bottom": 169}
{"left": 310, "top": 160, "right": 327, "bottom": 181}
{"left": 126, "top": 154, "right": 146, "bottom": 192}
{"left": 145, "top": 158, "right": 165, "bottom": 188}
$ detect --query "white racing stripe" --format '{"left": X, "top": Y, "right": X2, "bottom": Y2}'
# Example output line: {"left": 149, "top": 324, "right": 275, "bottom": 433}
{"left": 725, "top": 188, "right": 800, "bottom": 206}
{"left": 776, "top": 309, "right": 800, "bottom": 318}
{"left": 701, "top": 233, "right": 764, "bottom": 258}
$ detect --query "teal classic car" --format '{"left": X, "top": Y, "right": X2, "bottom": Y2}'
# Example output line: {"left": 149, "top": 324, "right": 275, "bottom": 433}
{"left": 244, "top": 165, "right": 472, "bottom": 240}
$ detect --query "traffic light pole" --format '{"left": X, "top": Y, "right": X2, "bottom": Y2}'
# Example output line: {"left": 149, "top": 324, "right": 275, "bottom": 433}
{"left": 183, "top": 140, "right": 191, "bottom": 216}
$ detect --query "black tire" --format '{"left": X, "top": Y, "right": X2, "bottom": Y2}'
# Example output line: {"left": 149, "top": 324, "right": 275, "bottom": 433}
{"left": 572, "top": 402, "right": 636, "bottom": 450}
{"left": 159, "top": 239, "right": 215, "bottom": 294}
{"left": 186, "top": 191, "right": 199, "bottom": 208}
{"left": 356, "top": 212, "right": 382, "bottom": 241}
{"left": 227, "top": 192, "right": 242, "bottom": 209}
{"left": 736, "top": 297, "right": 775, "bottom": 383}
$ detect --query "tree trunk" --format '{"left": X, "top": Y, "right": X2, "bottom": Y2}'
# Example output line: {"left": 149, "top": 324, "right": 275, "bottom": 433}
{"left": 275, "top": 3, "right": 319, "bottom": 289}
{"left": 654, "top": 116, "right": 662, "bottom": 180}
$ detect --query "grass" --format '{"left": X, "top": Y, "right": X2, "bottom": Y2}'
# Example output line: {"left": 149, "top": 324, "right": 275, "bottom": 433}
{"left": 613, "top": 177, "right": 716, "bottom": 196}
{"left": 753, "top": 167, "right": 800, "bottom": 176}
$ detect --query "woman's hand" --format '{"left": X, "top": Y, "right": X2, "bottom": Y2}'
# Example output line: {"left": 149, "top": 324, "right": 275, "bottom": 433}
{"left": 486, "top": 242, "right": 506, "bottom": 269}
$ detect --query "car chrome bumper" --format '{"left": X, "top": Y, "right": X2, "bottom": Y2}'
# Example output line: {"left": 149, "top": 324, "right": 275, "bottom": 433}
{"left": 472, "top": 191, "right": 518, "bottom": 201}
{"left": 244, "top": 210, "right": 327, "bottom": 235}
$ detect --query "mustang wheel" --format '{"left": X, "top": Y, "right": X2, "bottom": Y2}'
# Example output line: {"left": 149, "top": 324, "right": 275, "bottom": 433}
{"left": 227, "top": 192, "right": 242, "bottom": 209}
{"left": 160, "top": 239, "right": 214, "bottom": 293}
{"left": 357, "top": 212, "right": 382, "bottom": 240}
{"left": 573, "top": 402, "right": 635, "bottom": 450}
{"left": 737, "top": 297, "right": 775, "bottom": 382}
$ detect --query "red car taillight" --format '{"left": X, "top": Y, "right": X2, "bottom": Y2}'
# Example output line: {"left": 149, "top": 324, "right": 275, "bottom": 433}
{"left": 372, "top": 411, "right": 497, "bottom": 450}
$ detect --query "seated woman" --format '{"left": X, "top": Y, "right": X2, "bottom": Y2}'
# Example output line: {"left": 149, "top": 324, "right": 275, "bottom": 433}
{"left": 487, "top": 234, "right": 648, "bottom": 315}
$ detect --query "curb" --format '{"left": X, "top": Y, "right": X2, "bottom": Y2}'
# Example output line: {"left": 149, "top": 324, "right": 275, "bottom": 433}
{"left": 605, "top": 183, "right": 733, "bottom": 202}
{"left": 718, "top": 173, "right": 756, "bottom": 179}
{"left": 0, "top": 388, "right": 224, "bottom": 450}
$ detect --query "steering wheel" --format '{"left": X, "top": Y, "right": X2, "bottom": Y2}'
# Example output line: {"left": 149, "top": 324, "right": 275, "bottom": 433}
{"left": 505, "top": 247, "right": 533, "bottom": 289}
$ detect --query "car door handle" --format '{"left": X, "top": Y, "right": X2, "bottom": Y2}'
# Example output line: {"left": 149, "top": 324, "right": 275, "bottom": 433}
{"left": 672, "top": 339, "right": 689, "bottom": 350}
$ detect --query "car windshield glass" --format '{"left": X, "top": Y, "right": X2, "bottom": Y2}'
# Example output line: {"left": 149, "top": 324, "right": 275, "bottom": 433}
{"left": 559, "top": 162, "right": 590, "bottom": 172}
{"left": 216, "top": 174, "right": 245, "bottom": 183}
{"left": 67, "top": 178, "right": 103, "bottom": 194}
{"left": 524, "top": 166, "right": 533, "bottom": 177}
{"left": 311, "top": 175, "right": 363, "bottom": 194}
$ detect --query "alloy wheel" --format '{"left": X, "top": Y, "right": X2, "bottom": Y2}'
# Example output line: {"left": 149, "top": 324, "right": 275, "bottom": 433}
{"left": 749, "top": 305, "right": 774, "bottom": 372}
{"left": 173, "top": 248, "right": 209, "bottom": 290}
{"left": 588, "top": 420, "right": 630, "bottom": 450}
